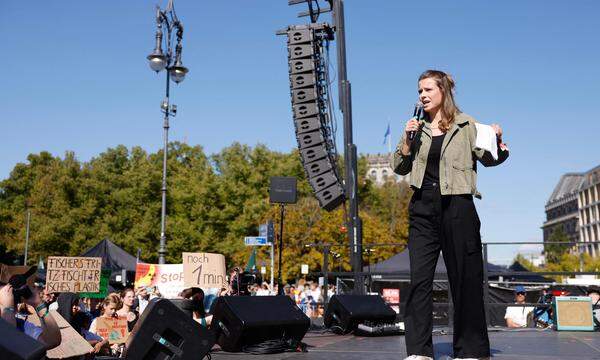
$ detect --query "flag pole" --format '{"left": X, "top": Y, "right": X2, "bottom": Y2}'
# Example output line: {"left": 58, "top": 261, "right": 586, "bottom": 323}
{"left": 387, "top": 117, "right": 392, "bottom": 155}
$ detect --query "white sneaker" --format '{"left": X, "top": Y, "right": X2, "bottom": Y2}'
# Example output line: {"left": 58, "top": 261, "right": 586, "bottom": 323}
{"left": 404, "top": 356, "right": 434, "bottom": 360}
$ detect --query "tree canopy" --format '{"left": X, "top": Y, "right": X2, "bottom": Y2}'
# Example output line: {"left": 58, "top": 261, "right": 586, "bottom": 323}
{"left": 0, "top": 143, "right": 410, "bottom": 281}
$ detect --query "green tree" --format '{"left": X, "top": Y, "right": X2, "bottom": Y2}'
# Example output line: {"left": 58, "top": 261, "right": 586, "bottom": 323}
{"left": 0, "top": 143, "right": 411, "bottom": 279}
{"left": 544, "top": 227, "right": 571, "bottom": 264}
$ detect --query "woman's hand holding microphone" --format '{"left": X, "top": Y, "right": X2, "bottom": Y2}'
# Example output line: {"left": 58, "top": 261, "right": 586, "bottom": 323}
{"left": 400, "top": 118, "right": 420, "bottom": 156}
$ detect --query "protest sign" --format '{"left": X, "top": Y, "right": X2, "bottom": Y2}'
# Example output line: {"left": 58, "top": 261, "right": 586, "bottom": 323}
{"left": 80, "top": 269, "right": 111, "bottom": 299}
{"left": 95, "top": 316, "right": 129, "bottom": 344}
{"left": 46, "top": 310, "right": 94, "bottom": 358}
{"left": 46, "top": 256, "right": 102, "bottom": 293}
{"left": 182, "top": 252, "right": 227, "bottom": 288}
{"left": 0, "top": 264, "right": 37, "bottom": 288}
{"left": 135, "top": 263, "right": 184, "bottom": 299}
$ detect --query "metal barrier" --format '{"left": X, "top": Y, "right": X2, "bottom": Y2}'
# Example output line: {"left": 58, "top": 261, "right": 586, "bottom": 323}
{"left": 301, "top": 241, "right": 600, "bottom": 325}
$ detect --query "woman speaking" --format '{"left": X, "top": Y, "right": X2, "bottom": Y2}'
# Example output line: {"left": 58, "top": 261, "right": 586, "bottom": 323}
{"left": 394, "top": 70, "right": 509, "bottom": 360}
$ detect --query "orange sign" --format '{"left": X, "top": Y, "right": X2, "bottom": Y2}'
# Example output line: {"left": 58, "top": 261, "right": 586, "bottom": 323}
{"left": 95, "top": 316, "right": 129, "bottom": 344}
{"left": 134, "top": 263, "right": 184, "bottom": 299}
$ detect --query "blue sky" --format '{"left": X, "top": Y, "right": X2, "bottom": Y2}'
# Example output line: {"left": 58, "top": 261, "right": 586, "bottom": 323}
{"left": 2, "top": 1, "right": 599, "bottom": 265}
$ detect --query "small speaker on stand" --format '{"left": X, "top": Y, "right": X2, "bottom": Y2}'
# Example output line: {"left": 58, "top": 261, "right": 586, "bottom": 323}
{"left": 269, "top": 177, "right": 297, "bottom": 296}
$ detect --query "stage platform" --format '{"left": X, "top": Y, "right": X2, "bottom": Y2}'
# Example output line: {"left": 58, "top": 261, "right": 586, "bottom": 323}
{"left": 210, "top": 327, "right": 600, "bottom": 360}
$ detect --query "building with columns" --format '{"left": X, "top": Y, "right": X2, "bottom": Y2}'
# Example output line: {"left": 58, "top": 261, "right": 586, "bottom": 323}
{"left": 365, "top": 154, "right": 407, "bottom": 186}
{"left": 543, "top": 165, "right": 600, "bottom": 257}
{"left": 578, "top": 165, "right": 600, "bottom": 256}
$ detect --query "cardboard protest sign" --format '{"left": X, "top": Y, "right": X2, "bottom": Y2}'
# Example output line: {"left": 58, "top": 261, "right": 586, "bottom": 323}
{"left": 95, "top": 316, "right": 129, "bottom": 344}
{"left": 46, "top": 256, "right": 102, "bottom": 293}
{"left": 0, "top": 264, "right": 37, "bottom": 287}
{"left": 182, "top": 252, "right": 227, "bottom": 288}
{"left": 46, "top": 310, "right": 94, "bottom": 359}
{"left": 135, "top": 263, "right": 184, "bottom": 299}
{"left": 80, "top": 269, "right": 111, "bottom": 299}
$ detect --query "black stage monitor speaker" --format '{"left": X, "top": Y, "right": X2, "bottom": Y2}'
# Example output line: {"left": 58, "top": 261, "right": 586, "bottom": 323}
{"left": 210, "top": 296, "right": 310, "bottom": 352}
{"left": 324, "top": 295, "right": 397, "bottom": 333}
{"left": 0, "top": 318, "right": 46, "bottom": 360}
{"left": 269, "top": 177, "right": 297, "bottom": 204}
{"left": 124, "top": 298, "right": 214, "bottom": 360}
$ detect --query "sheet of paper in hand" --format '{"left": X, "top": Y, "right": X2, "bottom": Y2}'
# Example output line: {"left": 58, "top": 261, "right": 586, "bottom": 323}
{"left": 474, "top": 123, "right": 498, "bottom": 160}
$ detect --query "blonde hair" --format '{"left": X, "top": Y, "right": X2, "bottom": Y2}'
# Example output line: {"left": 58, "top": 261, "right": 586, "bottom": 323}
{"left": 101, "top": 293, "right": 123, "bottom": 313}
{"left": 418, "top": 70, "right": 461, "bottom": 132}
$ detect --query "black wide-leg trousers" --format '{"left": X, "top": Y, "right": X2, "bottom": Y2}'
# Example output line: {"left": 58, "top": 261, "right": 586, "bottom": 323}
{"left": 404, "top": 184, "right": 490, "bottom": 359}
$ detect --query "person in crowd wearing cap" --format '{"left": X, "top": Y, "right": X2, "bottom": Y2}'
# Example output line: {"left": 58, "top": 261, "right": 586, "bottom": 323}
{"left": 505, "top": 286, "right": 534, "bottom": 328}
{"left": 587, "top": 286, "right": 600, "bottom": 330}
{"left": 0, "top": 282, "right": 62, "bottom": 348}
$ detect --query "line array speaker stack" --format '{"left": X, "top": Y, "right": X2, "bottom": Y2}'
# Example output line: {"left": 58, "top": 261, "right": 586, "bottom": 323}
{"left": 286, "top": 24, "right": 345, "bottom": 211}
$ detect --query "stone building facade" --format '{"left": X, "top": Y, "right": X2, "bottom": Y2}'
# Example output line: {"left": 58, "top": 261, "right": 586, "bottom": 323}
{"left": 365, "top": 154, "right": 407, "bottom": 186}
{"left": 543, "top": 165, "right": 600, "bottom": 257}
{"left": 578, "top": 165, "right": 600, "bottom": 256}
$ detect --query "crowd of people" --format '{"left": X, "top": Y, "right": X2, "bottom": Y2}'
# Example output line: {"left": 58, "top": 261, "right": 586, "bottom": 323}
{"left": 1, "top": 282, "right": 160, "bottom": 357}
{"left": 0, "top": 269, "right": 337, "bottom": 358}
{"left": 245, "top": 279, "right": 335, "bottom": 318}
{"left": 4, "top": 264, "right": 599, "bottom": 359}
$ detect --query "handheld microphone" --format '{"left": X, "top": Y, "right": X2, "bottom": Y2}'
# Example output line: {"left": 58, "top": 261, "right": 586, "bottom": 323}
{"left": 409, "top": 103, "right": 424, "bottom": 141}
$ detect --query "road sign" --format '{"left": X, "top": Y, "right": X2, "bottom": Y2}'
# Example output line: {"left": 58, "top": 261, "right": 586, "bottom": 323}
{"left": 244, "top": 236, "right": 270, "bottom": 246}
{"left": 301, "top": 264, "right": 309, "bottom": 275}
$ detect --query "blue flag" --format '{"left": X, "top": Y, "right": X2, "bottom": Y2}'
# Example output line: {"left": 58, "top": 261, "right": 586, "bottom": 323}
{"left": 383, "top": 123, "right": 391, "bottom": 145}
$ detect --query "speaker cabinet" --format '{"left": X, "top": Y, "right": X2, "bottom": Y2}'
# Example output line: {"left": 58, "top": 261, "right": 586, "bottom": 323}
{"left": 210, "top": 296, "right": 310, "bottom": 352}
{"left": 269, "top": 177, "right": 297, "bottom": 204}
{"left": 124, "top": 298, "right": 215, "bottom": 360}
{"left": 553, "top": 296, "right": 594, "bottom": 331}
{"left": 0, "top": 318, "right": 46, "bottom": 360}
{"left": 324, "top": 295, "right": 397, "bottom": 333}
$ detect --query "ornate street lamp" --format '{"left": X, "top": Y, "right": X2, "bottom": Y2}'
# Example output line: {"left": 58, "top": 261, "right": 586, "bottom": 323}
{"left": 146, "top": 1, "right": 189, "bottom": 264}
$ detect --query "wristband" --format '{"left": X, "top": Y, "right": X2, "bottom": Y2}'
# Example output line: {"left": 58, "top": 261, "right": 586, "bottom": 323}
{"left": 35, "top": 303, "right": 48, "bottom": 313}
{"left": 35, "top": 303, "right": 49, "bottom": 318}
{"left": 39, "top": 309, "right": 49, "bottom": 319}
{"left": 2, "top": 306, "right": 15, "bottom": 313}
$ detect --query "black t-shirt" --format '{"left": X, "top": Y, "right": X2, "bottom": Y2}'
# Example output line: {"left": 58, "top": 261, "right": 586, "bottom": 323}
{"left": 422, "top": 133, "right": 445, "bottom": 188}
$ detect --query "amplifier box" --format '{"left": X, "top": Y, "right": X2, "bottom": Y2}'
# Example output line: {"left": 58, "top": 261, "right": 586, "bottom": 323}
{"left": 553, "top": 296, "right": 594, "bottom": 331}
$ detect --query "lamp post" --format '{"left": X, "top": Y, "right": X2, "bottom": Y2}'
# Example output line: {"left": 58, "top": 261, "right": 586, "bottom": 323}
{"left": 146, "top": 2, "right": 189, "bottom": 264}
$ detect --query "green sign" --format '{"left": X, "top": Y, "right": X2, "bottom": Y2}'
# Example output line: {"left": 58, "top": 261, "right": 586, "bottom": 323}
{"left": 80, "top": 269, "right": 111, "bottom": 298}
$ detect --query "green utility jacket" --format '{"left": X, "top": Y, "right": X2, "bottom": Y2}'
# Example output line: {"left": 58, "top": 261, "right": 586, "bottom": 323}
{"left": 393, "top": 112, "right": 509, "bottom": 198}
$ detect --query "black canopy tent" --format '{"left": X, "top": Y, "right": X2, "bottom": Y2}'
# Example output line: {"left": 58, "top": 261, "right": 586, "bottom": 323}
{"left": 487, "top": 260, "right": 555, "bottom": 283}
{"left": 363, "top": 249, "right": 505, "bottom": 280}
{"left": 80, "top": 238, "right": 138, "bottom": 288}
